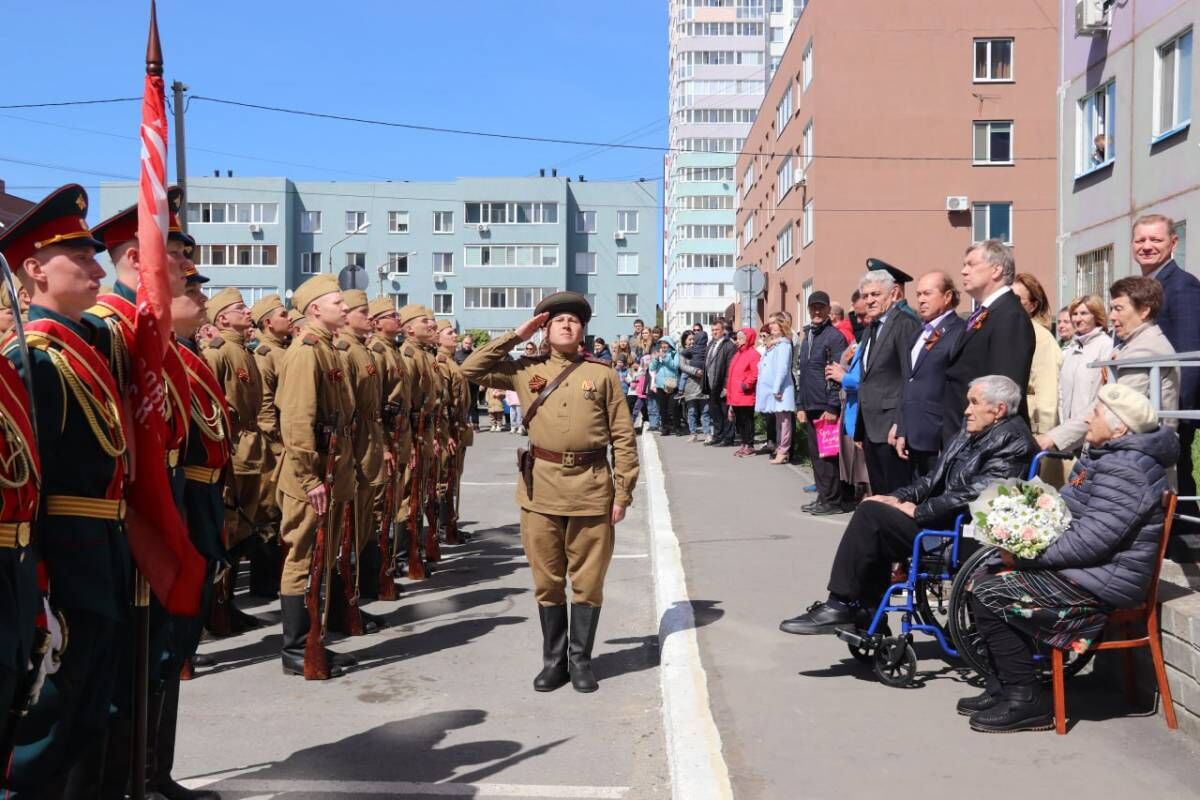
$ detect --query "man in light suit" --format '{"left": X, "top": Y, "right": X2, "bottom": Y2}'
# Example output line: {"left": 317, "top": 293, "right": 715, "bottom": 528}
{"left": 943, "top": 240, "right": 1035, "bottom": 445}
{"left": 895, "top": 271, "right": 966, "bottom": 477}
{"left": 856, "top": 267, "right": 921, "bottom": 494}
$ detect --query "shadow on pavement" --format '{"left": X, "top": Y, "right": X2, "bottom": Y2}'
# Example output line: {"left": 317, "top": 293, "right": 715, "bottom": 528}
{"left": 187, "top": 708, "right": 570, "bottom": 794}
{"left": 348, "top": 616, "right": 526, "bottom": 673}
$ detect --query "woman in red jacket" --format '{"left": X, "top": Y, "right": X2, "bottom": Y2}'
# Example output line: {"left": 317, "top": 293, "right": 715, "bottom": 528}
{"left": 725, "top": 327, "right": 760, "bottom": 456}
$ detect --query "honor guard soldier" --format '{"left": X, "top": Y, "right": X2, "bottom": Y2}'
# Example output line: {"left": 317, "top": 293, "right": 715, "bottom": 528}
{"left": 203, "top": 287, "right": 265, "bottom": 633}
{"left": 0, "top": 185, "right": 132, "bottom": 794}
{"left": 249, "top": 293, "right": 291, "bottom": 600}
{"left": 395, "top": 305, "right": 441, "bottom": 575}
{"left": 367, "top": 297, "right": 409, "bottom": 598}
{"left": 434, "top": 320, "right": 468, "bottom": 543}
{"left": 275, "top": 275, "right": 357, "bottom": 679}
{"left": 461, "top": 292, "right": 638, "bottom": 694}
{"left": 287, "top": 307, "right": 304, "bottom": 340}
{"left": 331, "top": 289, "right": 388, "bottom": 633}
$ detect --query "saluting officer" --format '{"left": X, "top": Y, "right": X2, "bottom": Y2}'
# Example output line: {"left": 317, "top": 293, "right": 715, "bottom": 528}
{"left": 249, "top": 293, "right": 291, "bottom": 600}
{"left": 0, "top": 185, "right": 132, "bottom": 794}
{"left": 203, "top": 288, "right": 265, "bottom": 632}
{"left": 366, "top": 297, "right": 409, "bottom": 598}
{"left": 461, "top": 292, "right": 638, "bottom": 694}
{"left": 331, "top": 289, "right": 388, "bottom": 633}
{"left": 275, "top": 275, "right": 356, "bottom": 679}
{"left": 395, "top": 305, "right": 442, "bottom": 568}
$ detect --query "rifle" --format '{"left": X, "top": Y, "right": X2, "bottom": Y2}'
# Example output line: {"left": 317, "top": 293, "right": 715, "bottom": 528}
{"left": 422, "top": 407, "right": 443, "bottom": 564}
{"left": 406, "top": 411, "right": 428, "bottom": 579}
{"left": 376, "top": 420, "right": 402, "bottom": 600}
{"left": 303, "top": 418, "right": 339, "bottom": 679}
{"left": 333, "top": 415, "right": 362, "bottom": 635}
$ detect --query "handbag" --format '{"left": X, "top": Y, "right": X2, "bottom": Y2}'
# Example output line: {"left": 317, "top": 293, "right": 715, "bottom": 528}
{"left": 663, "top": 377, "right": 678, "bottom": 392}
{"left": 813, "top": 417, "right": 840, "bottom": 458}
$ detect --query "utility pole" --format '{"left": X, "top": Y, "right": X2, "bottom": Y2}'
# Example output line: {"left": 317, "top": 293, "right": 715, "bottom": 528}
{"left": 171, "top": 80, "right": 188, "bottom": 230}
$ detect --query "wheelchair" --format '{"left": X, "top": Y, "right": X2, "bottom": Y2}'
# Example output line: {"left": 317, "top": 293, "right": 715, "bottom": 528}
{"left": 835, "top": 451, "right": 1096, "bottom": 687}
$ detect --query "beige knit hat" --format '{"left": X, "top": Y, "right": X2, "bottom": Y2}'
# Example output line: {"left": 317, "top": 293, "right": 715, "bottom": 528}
{"left": 1097, "top": 384, "right": 1158, "bottom": 434}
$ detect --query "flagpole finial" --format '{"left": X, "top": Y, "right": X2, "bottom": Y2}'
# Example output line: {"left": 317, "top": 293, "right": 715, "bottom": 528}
{"left": 146, "top": 0, "right": 163, "bottom": 77}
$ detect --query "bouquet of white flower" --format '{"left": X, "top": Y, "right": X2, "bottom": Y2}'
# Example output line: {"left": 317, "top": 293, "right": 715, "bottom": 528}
{"left": 968, "top": 478, "right": 1073, "bottom": 559}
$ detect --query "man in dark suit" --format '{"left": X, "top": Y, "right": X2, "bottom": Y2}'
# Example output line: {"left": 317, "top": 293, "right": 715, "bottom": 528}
{"left": 857, "top": 268, "right": 921, "bottom": 494}
{"left": 1134, "top": 214, "right": 1200, "bottom": 535}
{"left": 895, "top": 271, "right": 966, "bottom": 477}
{"left": 943, "top": 240, "right": 1035, "bottom": 445}
{"left": 702, "top": 317, "right": 737, "bottom": 446}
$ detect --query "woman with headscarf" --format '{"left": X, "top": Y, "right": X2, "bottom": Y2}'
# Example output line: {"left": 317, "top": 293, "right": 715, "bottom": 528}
{"left": 725, "top": 328, "right": 760, "bottom": 456}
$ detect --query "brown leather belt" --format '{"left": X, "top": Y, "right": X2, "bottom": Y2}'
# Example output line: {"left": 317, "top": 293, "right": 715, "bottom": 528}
{"left": 530, "top": 446, "right": 608, "bottom": 468}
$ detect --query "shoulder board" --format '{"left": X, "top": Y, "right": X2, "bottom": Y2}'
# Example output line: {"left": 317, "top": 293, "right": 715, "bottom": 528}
{"left": 436, "top": 353, "right": 447, "bottom": 364}
{"left": 255, "top": 343, "right": 271, "bottom": 355}
{"left": 24, "top": 332, "right": 50, "bottom": 351}
{"left": 87, "top": 305, "right": 117, "bottom": 320}
{"left": 370, "top": 341, "right": 387, "bottom": 354}
{"left": 403, "top": 345, "right": 416, "bottom": 358}
{"left": 334, "top": 340, "right": 351, "bottom": 352}
{"left": 301, "top": 334, "right": 319, "bottom": 346}
{"left": 208, "top": 337, "right": 225, "bottom": 350}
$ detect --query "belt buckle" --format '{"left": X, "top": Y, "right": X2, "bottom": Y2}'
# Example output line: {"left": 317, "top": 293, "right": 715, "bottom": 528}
{"left": 16, "top": 522, "right": 30, "bottom": 548}
{"left": 562, "top": 451, "right": 576, "bottom": 467}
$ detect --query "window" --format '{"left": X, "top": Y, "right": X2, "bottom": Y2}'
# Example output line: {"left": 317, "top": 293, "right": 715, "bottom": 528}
{"left": 575, "top": 210, "right": 597, "bottom": 234}
{"left": 464, "top": 244, "right": 559, "bottom": 267}
{"left": 388, "top": 211, "right": 409, "bottom": 233}
{"left": 465, "top": 202, "right": 558, "bottom": 224}
{"left": 616, "top": 253, "right": 639, "bottom": 275}
{"left": 802, "top": 200, "right": 814, "bottom": 246}
{"left": 575, "top": 252, "right": 597, "bottom": 275}
{"left": 300, "top": 210, "right": 322, "bottom": 233}
{"left": 677, "top": 195, "right": 735, "bottom": 210}
{"left": 1174, "top": 220, "right": 1188, "bottom": 271}
{"left": 776, "top": 88, "right": 793, "bottom": 133}
{"left": 973, "top": 121, "right": 1013, "bottom": 164}
{"left": 972, "top": 202, "right": 1013, "bottom": 244}
{"left": 802, "top": 120, "right": 814, "bottom": 168}
{"left": 187, "top": 202, "right": 278, "bottom": 225}
{"left": 1076, "top": 81, "right": 1116, "bottom": 174}
{"left": 433, "top": 252, "right": 454, "bottom": 275}
{"left": 433, "top": 211, "right": 454, "bottom": 233}
{"left": 974, "top": 38, "right": 1013, "bottom": 82}
{"left": 464, "top": 287, "right": 556, "bottom": 310}
{"left": 675, "top": 254, "right": 735, "bottom": 270}
{"left": 585, "top": 293, "right": 597, "bottom": 314}
{"left": 345, "top": 211, "right": 367, "bottom": 232}
{"left": 1154, "top": 29, "right": 1192, "bottom": 137}
{"left": 433, "top": 293, "right": 453, "bottom": 315}
{"left": 678, "top": 224, "right": 734, "bottom": 240}
{"left": 742, "top": 164, "right": 754, "bottom": 198}
{"left": 776, "top": 224, "right": 793, "bottom": 267}
{"left": 769, "top": 25, "right": 784, "bottom": 42}
{"left": 1074, "top": 245, "right": 1113, "bottom": 298}
{"left": 617, "top": 294, "right": 638, "bottom": 316}
{"left": 616, "top": 210, "right": 639, "bottom": 233}
{"left": 344, "top": 252, "right": 366, "bottom": 268}
{"left": 802, "top": 41, "right": 813, "bottom": 90}
{"left": 393, "top": 293, "right": 409, "bottom": 307}
{"left": 776, "top": 158, "right": 794, "bottom": 202}
{"left": 742, "top": 216, "right": 754, "bottom": 247}
{"left": 300, "top": 251, "right": 321, "bottom": 275}
{"left": 194, "top": 244, "right": 278, "bottom": 267}
{"left": 386, "top": 252, "right": 408, "bottom": 274}
{"left": 676, "top": 166, "right": 735, "bottom": 182}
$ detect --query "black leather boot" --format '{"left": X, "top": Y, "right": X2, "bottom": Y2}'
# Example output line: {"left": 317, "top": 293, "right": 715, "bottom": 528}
{"left": 956, "top": 675, "right": 1002, "bottom": 716}
{"left": 533, "top": 605, "right": 569, "bottom": 692}
{"left": 152, "top": 675, "right": 221, "bottom": 799}
{"left": 247, "top": 536, "right": 281, "bottom": 600}
{"left": 279, "top": 594, "right": 346, "bottom": 679}
{"left": 969, "top": 683, "right": 1054, "bottom": 733}
{"left": 568, "top": 604, "right": 601, "bottom": 693}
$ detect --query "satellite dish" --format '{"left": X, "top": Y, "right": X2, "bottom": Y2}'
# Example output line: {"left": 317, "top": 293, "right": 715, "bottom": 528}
{"left": 337, "top": 265, "right": 369, "bottom": 291}
{"left": 733, "top": 266, "right": 765, "bottom": 297}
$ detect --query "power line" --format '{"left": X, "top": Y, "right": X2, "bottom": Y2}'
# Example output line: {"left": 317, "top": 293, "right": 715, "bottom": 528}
{"left": 0, "top": 97, "right": 139, "bottom": 110}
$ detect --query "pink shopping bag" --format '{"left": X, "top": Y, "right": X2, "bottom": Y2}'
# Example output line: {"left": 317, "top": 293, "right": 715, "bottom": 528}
{"left": 813, "top": 418, "right": 840, "bottom": 458}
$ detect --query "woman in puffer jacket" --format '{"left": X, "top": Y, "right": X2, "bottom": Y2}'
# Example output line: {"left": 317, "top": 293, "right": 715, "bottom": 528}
{"left": 725, "top": 328, "right": 760, "bottom": 456}
{"left": 650, "top": 337, "right": 682, "bottom": 437}
{"left": 960, "top": 383, "right": 1179, "bottom": 734}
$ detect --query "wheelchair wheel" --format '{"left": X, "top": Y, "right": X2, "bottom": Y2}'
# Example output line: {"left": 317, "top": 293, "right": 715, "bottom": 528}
{"left": 873, "top": 637, "right": 917, "bottom": 687}
{"left": 948, "top": 544, "right": 1101, "bottom": 682}
{"left": 848, "top": 640, "right": 874, "bottom": 664}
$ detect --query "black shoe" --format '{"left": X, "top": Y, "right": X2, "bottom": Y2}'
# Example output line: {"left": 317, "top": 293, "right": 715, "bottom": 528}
{"left": 779, "top": 601, "right": 853, "bottom": 635}
{"left": 156, "top": 776, "right": 221, "bottom": 800}
{"left": 839, "top": 499, "right": 860, "bottom": 514}
{"left": 361, "top": 609, "right": 387, "bottom": 633}
{"left": 568, "top": 604, "right": 601, "bottom": 693}
{"left": 191, "top": 653, "right": 216, "bottom": 668}
{"left": 969, "top": 684, "right": 1054, "bottom": 733}
{"left": 229, "top": 604, "right": 263, "bottom": 633}
{"left": 533, "top": 605, "right": 569, "bottom": 692}
{"left": 808, "top": 502, "right": 843, "bottom": 516}
{"left": 713, "top": 439, "right": 736, "bottom": 447}
{"left": 801, "top": 501, "right": 819, "bottom": 512}
{"left": 957, "top": 676, "right": 1003, "bottom": 716}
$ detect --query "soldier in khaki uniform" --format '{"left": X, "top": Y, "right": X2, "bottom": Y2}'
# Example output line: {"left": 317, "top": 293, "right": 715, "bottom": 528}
{"left": 203, "top": 287, "right": 266, "bottom": 632}
{"left": 275, "top": 275, "right": 357, "bottom": 679}
{"left": 461, "top": 292, "right": 638, "bottom": 694}
{"left": 287, "top": 307, "right": 304, "bottom": 339}
{"left": 435, "top": 320, "right": 471, "bottom": 542}
{"left": 366, "top": 298, "right": 409, "bottom": 598}
{"left": 249, "top": 293, "right": 291, "bottom": 600}
{"left": 331, "top": 289, "right": 389, "bottom": 633}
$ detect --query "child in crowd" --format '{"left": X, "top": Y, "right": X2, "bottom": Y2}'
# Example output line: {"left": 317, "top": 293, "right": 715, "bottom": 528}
{"left": 505, "top": 388, "right": 524, "bottom": 435}
{"left": 487, "top": 387, "right": 506, "bottom": 431}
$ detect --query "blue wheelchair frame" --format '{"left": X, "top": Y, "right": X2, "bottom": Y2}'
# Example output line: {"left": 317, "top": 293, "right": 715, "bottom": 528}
{"left": 838, "top": 451, "right": 1055, "bottom": 669}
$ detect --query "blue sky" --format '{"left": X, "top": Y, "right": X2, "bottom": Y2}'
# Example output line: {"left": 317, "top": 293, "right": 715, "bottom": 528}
{"left": 0, "top": 0, "right": 667, "bottom": 255}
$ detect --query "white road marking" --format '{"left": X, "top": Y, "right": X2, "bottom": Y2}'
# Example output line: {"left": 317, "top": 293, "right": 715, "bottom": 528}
{"left": 182, "top": 777, "right": 628, "bottom": 797}
{"left": 612, "top": 553, "right": 649, "bottom": 559}
{"left": 461, "top": 481, "right": 518, "bottom": 486}
{"left": 642, "top": 435, "right": 734, "bottom": 800}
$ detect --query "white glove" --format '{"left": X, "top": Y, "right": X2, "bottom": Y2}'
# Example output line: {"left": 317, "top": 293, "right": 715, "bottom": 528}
{"left": 27, "top": 600, "right": 65, "bottom": 706}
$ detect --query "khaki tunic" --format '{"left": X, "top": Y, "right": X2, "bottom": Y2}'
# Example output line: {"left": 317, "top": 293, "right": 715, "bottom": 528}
{"left": 461, "top": 331, "right": 638, "bottom": 516}
{"left": 203, "top": 329, "right": 264, "bottom": 474}
{"left": 335, "top": 332, "right": 386, "bottom": 485}
{"left": 368, "top": 333, "right": 412, "bottom": 463}
{"left": 254, "top": 330, "right": 288, "bottom": 522}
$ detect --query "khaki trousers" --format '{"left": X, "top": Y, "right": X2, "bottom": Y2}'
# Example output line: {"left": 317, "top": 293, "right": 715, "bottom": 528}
{"left": 224, "top": 472, "right": 263, "bottom": 549}
{"left": 279, "top": 492, "right": 348, "bottom": 597}
{"left": 519, "top": 509, "right": 614, "bottom": 607}
{"left": 255, "top": 444, "right": 283, "bottom": 528}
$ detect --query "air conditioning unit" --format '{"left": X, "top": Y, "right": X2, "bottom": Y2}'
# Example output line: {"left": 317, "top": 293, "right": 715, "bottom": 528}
{"left": 476, "top": 223, "right": 490, "bottom": 233}
{"left": 248, "top": 223, "right": 262, "bottom": 234}
{"left": 386, "top": 276, "right": 404, "bottom": 292}
{"left": 386, "top": 271, "right": 406, "bottom": 283}
{"left": 1075, "top": 0, "right": 1110, "bottom": 35}
{"left": 945, "top": 196, "right": 970, "bottom": 212}
{"left": 613, "top": 230, "right": 626, "bottom": 241}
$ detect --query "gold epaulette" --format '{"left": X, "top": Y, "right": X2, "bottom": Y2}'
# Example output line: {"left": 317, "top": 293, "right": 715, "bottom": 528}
{"left": 23, "top": 332, "right": 50, "bottom": 351}
{"left": 87, "top": 304, "right": 117, "bottom": 320}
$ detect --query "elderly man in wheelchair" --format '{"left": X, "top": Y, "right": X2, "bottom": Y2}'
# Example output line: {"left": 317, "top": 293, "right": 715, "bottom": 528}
{"left": 779, "top": 375, "right": 1037, "bottom": 637}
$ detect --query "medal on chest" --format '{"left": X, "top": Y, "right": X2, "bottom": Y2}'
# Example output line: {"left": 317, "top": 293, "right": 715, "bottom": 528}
{"left": 581, "top": 378, "right": 596, "bottom": 400}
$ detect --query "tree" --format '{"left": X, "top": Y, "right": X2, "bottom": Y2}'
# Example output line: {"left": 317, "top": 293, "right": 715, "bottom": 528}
{"left": 464, "top": 328, "right": 491, "bottom": 346}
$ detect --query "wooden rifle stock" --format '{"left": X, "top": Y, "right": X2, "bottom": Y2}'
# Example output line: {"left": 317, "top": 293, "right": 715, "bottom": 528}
{"left": 304, "top": 419, "right": 339, "bottom": 679}
{"left": 377, "top": 423, "right": 401, "bottom": 600}
{"left": 334, "top": 492, "right": 363, "bottom": 635}
{"left": 407, "top": 412, "right": 427, "bottom": 579}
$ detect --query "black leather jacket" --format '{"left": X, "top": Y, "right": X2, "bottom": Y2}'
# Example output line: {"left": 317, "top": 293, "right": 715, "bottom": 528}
{"left": 891, "top": 415, "right": 1037, "bottom": 529}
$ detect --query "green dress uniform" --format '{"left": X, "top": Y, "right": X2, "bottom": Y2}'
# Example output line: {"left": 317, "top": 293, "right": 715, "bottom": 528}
{"left": 460, "top": 291, "right": 638, "bottom": 694}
